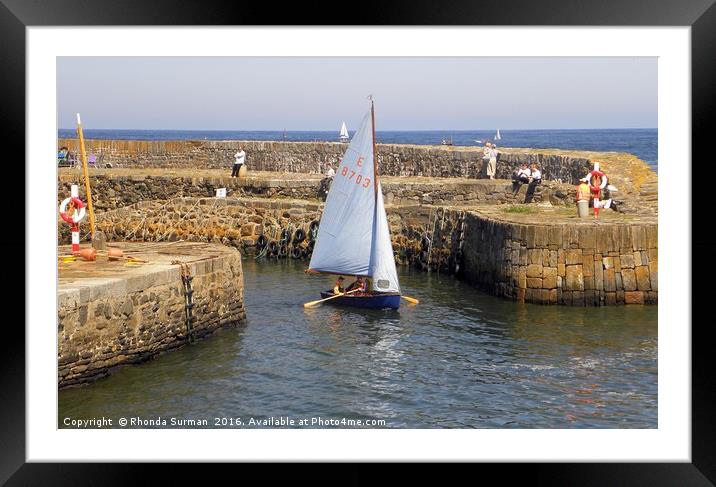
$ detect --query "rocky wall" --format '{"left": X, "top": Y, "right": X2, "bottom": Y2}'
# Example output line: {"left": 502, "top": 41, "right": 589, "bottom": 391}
{"left": 57, "top": 172, "right": 575, "bottom": 214}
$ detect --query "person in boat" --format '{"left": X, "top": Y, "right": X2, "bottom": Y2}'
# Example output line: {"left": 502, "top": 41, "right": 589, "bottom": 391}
{"left": 333, "top": 276, "right": 346, "bottom": 295}
{"left": 345, "top": 276, "right": 368, "bottom": 294}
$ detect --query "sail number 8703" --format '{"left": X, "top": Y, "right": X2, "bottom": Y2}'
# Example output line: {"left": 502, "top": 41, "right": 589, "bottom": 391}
{"left": 341, "top": 166, "right": 371, "bottom": 188}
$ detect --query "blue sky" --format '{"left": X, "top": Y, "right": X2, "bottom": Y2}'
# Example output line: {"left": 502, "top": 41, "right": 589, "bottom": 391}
{"left": 57, "top": 57, "right": 657, "bottom": 131}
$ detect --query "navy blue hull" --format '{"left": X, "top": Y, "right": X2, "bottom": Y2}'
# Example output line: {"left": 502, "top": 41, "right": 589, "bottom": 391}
{"left": 320, "top": 292, "right": 401, "bottom": 310}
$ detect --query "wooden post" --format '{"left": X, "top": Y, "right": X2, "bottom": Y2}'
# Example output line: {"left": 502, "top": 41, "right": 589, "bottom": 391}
{"left": 76, "top": 113, "right": 96, "bottom": 237}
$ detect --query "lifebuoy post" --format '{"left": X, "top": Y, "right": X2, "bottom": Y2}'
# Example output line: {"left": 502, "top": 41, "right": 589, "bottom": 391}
{"left": 59, "top": 184, "right": 87, "bottom": 253}
{"left": 76, "top": 113, "right": 96, "bottom": 237}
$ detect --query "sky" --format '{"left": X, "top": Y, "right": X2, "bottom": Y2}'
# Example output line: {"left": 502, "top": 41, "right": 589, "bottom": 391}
{"left": 57, "top": 57, "right": 657, "bottom": 131}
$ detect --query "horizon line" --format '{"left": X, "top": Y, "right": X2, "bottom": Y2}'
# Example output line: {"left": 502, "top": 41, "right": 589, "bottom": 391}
{"left": 58, "top": 127, "right": 658, "bottom": 132}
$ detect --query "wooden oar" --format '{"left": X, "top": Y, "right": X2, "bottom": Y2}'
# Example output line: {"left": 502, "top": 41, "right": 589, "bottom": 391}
{"left": 401, "top": 295, "right": 420, "bottom": 305}
{"left": 303, "top": 289, "right": 360, "bottom": 308}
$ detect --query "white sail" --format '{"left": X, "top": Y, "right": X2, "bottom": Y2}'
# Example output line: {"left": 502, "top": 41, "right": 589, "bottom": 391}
{"left": 370, "top": 183, "right": 400, "bottom": 293}
{"left": 340, "top": 121, "right": 349, "bottom": 139}
{"left": 309, "top": 108, "right": 400, "bottom": 293}
{"left": 310, "top": 112, "right": 376, "bottom": 276}
{"left": 494, "top": 129, "right": 501, "bottom": 140}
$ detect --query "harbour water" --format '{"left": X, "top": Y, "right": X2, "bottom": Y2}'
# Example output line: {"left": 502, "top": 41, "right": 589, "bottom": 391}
{"left": 58, "top": 258, "right": 657, "bottom": 429}
{"left": 58, "top": 128, "right": 658, "bottom": 171}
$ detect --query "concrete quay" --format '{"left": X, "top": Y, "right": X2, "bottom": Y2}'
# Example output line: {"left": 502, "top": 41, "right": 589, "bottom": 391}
{"left": 58, "top": 242, "right": 246, "bottom": 388}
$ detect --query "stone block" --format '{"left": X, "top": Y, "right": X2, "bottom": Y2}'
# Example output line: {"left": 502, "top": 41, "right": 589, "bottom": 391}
{"left": 526, "top": 264, "right": 543, "bottom": 278}
{"left": 594, "top": 259, "right": 604, "bottom": 291}
{"left": 518, "top": 267, "right": 527, "bottom": 289}
{"left": 605, "top": 292, "right": 617, "bottom": 305}
{"left": 565, "top": 265, "right": 584, "bottom": 291}
{"left": 578, "top": 227, "right": 596, "bottom": 249}
{"left": 565, "top": 250, "right": 582, "bottom": 265}
{"left": 528, "top": 249, "right": 543, "bottom": 264}
{"left": 621, "top": 268, "right": 637, "bottom": 291}
{"left": 549, "top": 250, "right": 558, "bottom": 267}
{"left": 547, "top": 289, "right": 558, "bottom": 303}
{"left": 624, "top": 291, "right": 645, "bottom": 304}
{"left": 649, "top": 260, "right": 658, "bottom": 291}
{"left": 527, "top": 278, "right": 542, "bottom": 289}
{"left": 604, "top": 268, "right": 616, "bottom": 292}
{"left": 635, "top": 266, "right": 651, "bottom": 291}
{"left": 620, "top": 254, "right": 635, "bottom": 269}
{"left": 584, "top": 275, "right": 595, "bottom": 291}
{"left": 582, "top": 255, "right": 594, "bottom": 276}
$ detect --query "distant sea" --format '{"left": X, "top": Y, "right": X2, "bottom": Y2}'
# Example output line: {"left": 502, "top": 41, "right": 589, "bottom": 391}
{"left": 58, "top": 128, "right": 658, "bottom": 171}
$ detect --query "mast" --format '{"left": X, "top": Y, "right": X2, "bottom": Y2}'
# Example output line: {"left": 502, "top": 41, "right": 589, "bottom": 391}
{"left": 371, "top": 98, "right": 378, "bottom": 203}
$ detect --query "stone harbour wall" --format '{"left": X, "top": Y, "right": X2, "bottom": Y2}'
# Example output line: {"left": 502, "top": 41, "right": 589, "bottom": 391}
{"left": 58, "top": 138, "right": 595, "bottom": 183}
{"left": 58, "top": 172, "right": 576, "bottom": 214}
{"left": 58, "top": 244, "right": 246, "bottom": 388}
{"left": 460, "top": 214, "right": 658, "bottom": 305}
{"left": 58, "top": 196, "right": 657, "bottom": 306}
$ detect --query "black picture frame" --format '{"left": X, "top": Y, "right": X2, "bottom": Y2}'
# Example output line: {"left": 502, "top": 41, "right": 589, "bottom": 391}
{"left": 4, "top": 0, "right": 713, "bottom": 482}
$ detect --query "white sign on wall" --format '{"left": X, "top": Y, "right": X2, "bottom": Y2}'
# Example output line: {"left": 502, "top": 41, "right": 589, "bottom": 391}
{"left": 216, "top": 188, "right": 227, "bottom": 198}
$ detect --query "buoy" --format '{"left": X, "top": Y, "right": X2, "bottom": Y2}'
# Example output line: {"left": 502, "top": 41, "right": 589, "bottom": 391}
{"left": 107, "top": 248, "right": 124, "bottom": 261}
{"left": 78, "top": 248, "right": 97, "bottom": 261}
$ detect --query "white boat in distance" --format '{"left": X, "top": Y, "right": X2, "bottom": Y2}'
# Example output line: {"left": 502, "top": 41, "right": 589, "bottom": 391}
{"left": 339, "top": 121, "right": 349, "bottom": 142}
{"left": 494, "top": 129, "right": 502, "bottom": 141}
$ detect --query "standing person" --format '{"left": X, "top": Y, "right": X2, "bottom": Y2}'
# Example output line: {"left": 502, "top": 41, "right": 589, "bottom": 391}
{"left": 232, "top": 146, "right": 246, "bottom": 178}
{"left": 482, "top": 142, "right": 492, "bottom": 178}
{"left": 487, "top": 143, "right": 499, "bottom": 179}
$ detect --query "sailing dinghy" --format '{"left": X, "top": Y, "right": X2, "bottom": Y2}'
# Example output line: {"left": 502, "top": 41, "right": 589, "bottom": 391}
{"left": 339, "top": 121, "right": 350, "bottom": 142}
{"left": 307, "top": 101, "right": 402, "bottom": 310}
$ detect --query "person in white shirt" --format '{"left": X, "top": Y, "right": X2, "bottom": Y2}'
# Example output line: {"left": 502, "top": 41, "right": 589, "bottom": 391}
{"left": 232, "top": 147, "right": 246, "bottom": 178}
{"left": 325, "top": 163, "right": 335, "bottom": 178}
{"left": 524, "top": 164, "right": 542, "bottom": 203}
{"left": 529, "top": 164, "right": 541, "bottom": 183}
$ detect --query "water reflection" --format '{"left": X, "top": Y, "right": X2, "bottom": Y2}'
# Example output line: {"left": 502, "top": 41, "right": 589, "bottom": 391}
{"left": 59, "top": 258, "right": 657, "bottom": 428}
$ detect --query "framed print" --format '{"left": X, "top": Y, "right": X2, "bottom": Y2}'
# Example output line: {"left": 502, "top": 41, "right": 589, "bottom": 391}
{"left": 4, "top": 0, "right": 715, "bottom": 482}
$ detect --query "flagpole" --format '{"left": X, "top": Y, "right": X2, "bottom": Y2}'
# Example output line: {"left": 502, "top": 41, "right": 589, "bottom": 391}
{"left": 76, "top": 113, "right": 96, "bottom": 238}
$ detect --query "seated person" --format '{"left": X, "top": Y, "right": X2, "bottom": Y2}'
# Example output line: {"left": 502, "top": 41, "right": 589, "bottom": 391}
{"left": 529, "top": 164, "right": 541, "bottom": 183}
{"left": 524, "top": 164, "right": 542, "bottom": 203}
{"left": 88, "top": 152, "right": 97, "bottom": 167}
{"left": 345, "top": 276, "right": 368, "bottom": 293}
{"left": 512, "top": 163, "right": 531, "bottom": 184}
{"left": 332, "top": 276, "right": 345, "bottom": 295}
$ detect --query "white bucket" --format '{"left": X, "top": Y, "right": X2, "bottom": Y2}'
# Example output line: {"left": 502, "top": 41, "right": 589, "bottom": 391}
{"left": 577, "top": 200, "right": 590, "bottom": 218}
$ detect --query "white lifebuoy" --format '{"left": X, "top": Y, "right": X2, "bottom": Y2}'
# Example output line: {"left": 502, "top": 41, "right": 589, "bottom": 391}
{"left": 59, "top": 197, "right": 86, "bottom": 224}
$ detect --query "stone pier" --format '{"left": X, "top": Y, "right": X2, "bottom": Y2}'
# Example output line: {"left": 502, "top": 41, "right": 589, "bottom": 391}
{"left": 58, "top": 242, "right": 246, "bottom": 388}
